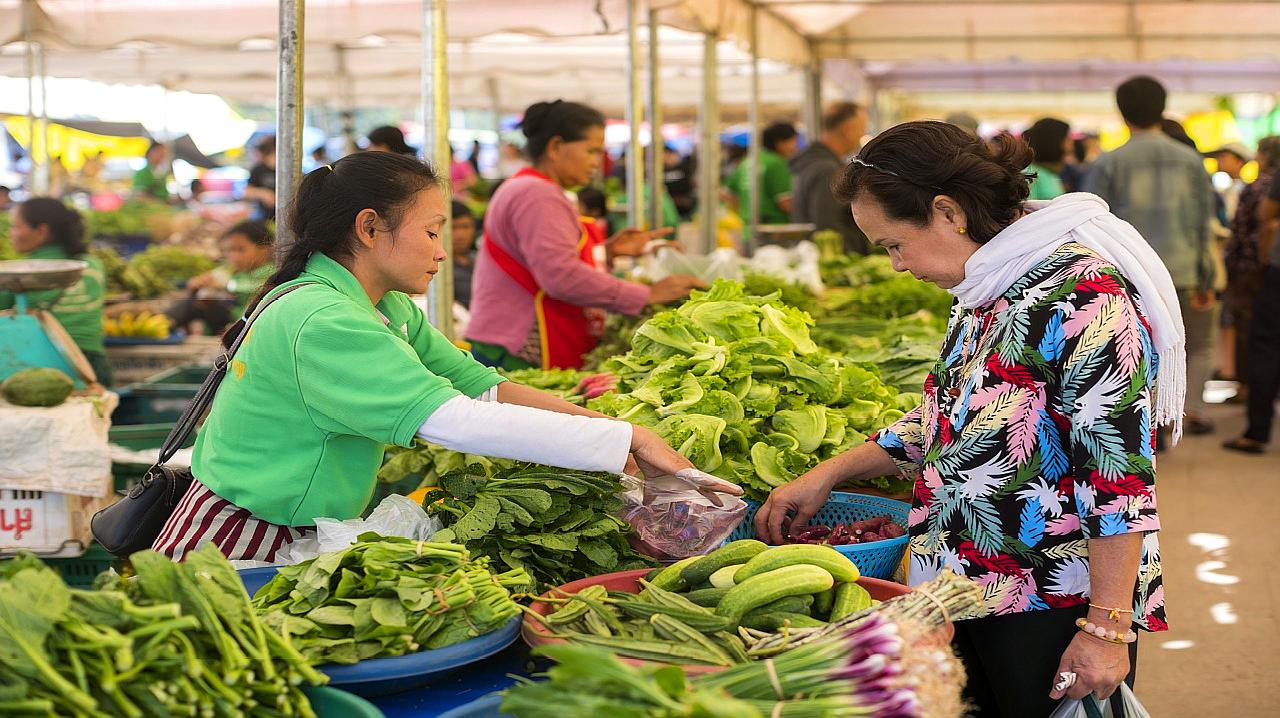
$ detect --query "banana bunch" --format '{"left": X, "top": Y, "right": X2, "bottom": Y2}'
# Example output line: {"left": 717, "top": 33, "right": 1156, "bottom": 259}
{"left": 105, "top": 311, "right": 172, "bottom": 339}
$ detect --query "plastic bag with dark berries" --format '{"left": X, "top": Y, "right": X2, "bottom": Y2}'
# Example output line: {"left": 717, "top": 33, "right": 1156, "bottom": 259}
{"left": 618, "top": 471, "right": 747, "bottom": 561}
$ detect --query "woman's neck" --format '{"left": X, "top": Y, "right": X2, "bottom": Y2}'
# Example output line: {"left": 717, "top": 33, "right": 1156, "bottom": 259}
{"left": 336, "top": 255, "right": 388, "bottom": 306}
{"left": 532, "top": 160, "right": 568, "bottom": 188}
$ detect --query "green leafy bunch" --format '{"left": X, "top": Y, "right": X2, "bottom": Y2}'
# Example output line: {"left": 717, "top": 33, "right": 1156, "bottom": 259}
{"left": 589, "top": 280, "right": 919, "bottom": 500}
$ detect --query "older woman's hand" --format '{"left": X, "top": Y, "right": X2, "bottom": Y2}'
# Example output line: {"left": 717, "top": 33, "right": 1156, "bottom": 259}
{"left": 754, "top": 468, "right": 836, "bottom": 545}
{"left": 1049, "top": 632, "right": 1131, "bottom": 702}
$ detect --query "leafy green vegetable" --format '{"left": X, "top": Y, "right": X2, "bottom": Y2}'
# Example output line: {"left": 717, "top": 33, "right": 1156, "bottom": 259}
{"left": 0, "top": 547, "right": 324, "bottom": 717}
{"left": 251, "top": 534, "right": 531, "bottom": 665}
{"left": 424, "top": 464, "right": 655, "bottom": 588}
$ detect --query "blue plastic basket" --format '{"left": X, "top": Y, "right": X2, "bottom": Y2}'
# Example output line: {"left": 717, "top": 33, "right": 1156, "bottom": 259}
{"left": 725, "top": 491, "right": 911, "bottom": 580}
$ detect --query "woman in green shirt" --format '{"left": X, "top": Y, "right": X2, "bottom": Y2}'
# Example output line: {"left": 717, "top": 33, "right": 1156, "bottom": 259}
{"left": 1022, "top": 117, "right": 1072, "bottom": 201}
{"left": 727, "top": 122, "right": 800, "bottom": 225}
{"left": 151, "top": 151, "right": 738, "bottom": 562}
{"left": 2, "top": 198, "right": 111, "bottom": 384}
{"left": 169, "top": 220, "right": 275, "bottom": 334}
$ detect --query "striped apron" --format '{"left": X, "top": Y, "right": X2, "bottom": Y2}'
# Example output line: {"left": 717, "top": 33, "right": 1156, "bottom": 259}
{"left": 151, "top": 480, "right": 314, "bottom": 562}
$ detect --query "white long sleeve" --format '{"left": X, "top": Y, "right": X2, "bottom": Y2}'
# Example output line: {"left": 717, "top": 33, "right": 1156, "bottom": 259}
{"left": 416, "top": 395, "right": 633, "bottom": 473}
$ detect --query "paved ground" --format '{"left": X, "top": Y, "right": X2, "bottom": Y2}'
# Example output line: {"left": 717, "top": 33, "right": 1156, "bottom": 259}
{"left": 1136, "top": 399, "right": 1279, "bottom": 716}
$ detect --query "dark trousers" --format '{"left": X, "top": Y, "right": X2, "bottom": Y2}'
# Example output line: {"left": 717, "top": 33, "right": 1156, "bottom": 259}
{"left": 166, "top": 297, "right": 234, "bottom": 336}
{"left": 953, "top": 607, "right": 1139, "bottom": 718}
{"left": 1244, "top": 266, "right": 1280, "bottom": 443}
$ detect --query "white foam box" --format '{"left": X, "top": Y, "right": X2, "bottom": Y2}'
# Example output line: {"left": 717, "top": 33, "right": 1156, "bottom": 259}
{"left": 0, "top": 484, "right": 114, "bottom": 558}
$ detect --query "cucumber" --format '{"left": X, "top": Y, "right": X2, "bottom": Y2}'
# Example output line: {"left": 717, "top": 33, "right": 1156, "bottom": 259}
{"left": 648, "top": 556, "right": 701, "bottom": 592}
{"left": 829, "top": 581, "right": 874, "bottom": 621}
{"left": 740, "top": 612, "right": 827, "bottom": 631}
{"left": 708, "top": 564, "right": 746, "bottom": 589}
{"left": 714, "top": 565, "right": 835, "bottom": 622}
{"left": 745, "top": 594, "right": 813, "bottom": 618}
{"left": 685, "top": 587, "right": 732, "bottom": 607}
{"left": 642, "top": 567, "right": 664, "bottom": 583}
{"left": 734, "top": 544, "right": 860, "bottom": 584}
{"left": 680, "top": 540, "right": 769, "bottom": 588}
{"left": 813, "top": 587, "right": 836, "bottom": 619}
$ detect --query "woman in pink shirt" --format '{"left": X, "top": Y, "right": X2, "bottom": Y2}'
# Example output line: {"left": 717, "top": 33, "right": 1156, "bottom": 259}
{"left": 467, "top": 100, "right": 702, "bottom": 370}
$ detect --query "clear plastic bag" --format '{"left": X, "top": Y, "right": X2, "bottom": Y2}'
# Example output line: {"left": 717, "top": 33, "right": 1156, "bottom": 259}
{"left": 619, "top": 471, "right": 747, "bottom": 561}
{"left": 265, "top": 494, "right": 441, "bottom": 566}
{"left": 1049, "top": 685, "right": 1152, "bottom": 718}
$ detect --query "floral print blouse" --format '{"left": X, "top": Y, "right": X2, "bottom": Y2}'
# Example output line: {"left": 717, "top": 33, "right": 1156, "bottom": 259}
{"left": 872, "top": 243, "right": 1166, "bottom": 631}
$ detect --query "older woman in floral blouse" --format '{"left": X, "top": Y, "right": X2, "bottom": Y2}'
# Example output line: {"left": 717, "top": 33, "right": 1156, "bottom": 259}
{"left": 757, "top": 122, "right": 1183, "bottom": 717}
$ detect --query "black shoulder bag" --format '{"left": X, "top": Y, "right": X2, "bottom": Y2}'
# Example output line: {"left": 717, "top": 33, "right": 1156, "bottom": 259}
{"left": 91, "top": 282, "right": 314, "bottom": 557}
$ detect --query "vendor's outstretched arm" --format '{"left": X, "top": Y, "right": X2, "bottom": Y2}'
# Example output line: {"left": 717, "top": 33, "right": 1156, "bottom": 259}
{"left": 495, "top": 381, "right": 608, "bottom": 419}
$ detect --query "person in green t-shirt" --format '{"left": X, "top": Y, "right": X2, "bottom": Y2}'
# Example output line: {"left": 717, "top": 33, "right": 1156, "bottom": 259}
{"left": 131, "top": 141, "right": 171, "bottom": 201}
{"left": 727, "top": 122, "right": 800, "bottom": 225}
{"left": 146, "top": 151, "right": 739, "bottom": 562}
{"left": 1022, "top": 117, "right": 1072, "bottom": 201}
{"left": 1, "top": 198, "right": 111, "bottom": 384}
{"left": 168, "top": 220, "right": 275, "bottom": 334}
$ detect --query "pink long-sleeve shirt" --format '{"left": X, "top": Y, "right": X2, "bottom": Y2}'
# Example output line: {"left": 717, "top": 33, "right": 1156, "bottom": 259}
{"left": 466, "top": 174, "right": 651, "bottom": 354}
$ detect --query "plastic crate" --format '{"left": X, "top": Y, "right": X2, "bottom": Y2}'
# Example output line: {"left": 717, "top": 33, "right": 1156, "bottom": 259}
{"left": 44, "top": 542, "right": 118, "bottom": 588}
{"left": 725, "top": 491, "right": 911, "bottom": 580}
{"left": 109, "top": 423, "right": 196, "bottom": 492}
{"left": 112, "top": 363, "right": 209, "bottom": 425}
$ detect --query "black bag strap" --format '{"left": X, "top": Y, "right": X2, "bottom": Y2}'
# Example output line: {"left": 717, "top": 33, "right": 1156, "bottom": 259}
{"left": 155, "top": 282, "right": 316, "bottom": 463}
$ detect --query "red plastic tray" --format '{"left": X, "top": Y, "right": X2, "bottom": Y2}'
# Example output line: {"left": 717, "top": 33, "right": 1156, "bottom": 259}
{"left": 522, "top": 568, "right": 913, "bottom": 674}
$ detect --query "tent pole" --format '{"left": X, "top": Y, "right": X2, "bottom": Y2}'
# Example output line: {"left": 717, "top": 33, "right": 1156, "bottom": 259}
{"left": 647, "top": 6, "right": 663, "bottom": 233}
{"left": 745, "top": 3, "right": 761, "bottom": 257}
{"left": 423, "top": 0, "right": 454, "bottom": 337}
{"left": 697, "top": 32, "right": 719, "bottom": 255}
{"left": 21, "top": 0, "right": 41, "bottom": 194}
{"left": 275, "top": 0, "right": 305, "bottom": 258}
{"left": 802, "top": 43, "right": 822, "bottom": 141}
{"left": 36, "top": 41, "right": 49, "bottom": 194}
{"left": 625, "top": 0, "right": 644, "bottom": 229}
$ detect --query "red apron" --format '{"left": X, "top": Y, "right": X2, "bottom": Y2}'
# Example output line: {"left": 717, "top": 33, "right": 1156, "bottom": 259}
{"left": 483, "top": 168, "right": 605, "bottom": 370}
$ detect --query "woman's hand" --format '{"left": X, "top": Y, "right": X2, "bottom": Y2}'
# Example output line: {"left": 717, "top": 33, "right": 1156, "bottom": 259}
{"left": 607, "top": 226, "right": 674, "bottom": 257}
{"left": 1049, "top": 632, "right": 1131, "bottom": 702}
{"left": 628, "top": 426, "right": 695, "bottom": 478}
{"left": 648, "top": 275, "right": 707, "bottom": 305}
{"left": 754, "top": 467, "right": 836, "bottom": 545}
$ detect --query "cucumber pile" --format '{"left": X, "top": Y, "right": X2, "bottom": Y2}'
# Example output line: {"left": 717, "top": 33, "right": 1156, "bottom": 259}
{"left": 534, "top": 540, "right": 877, "bottom": 667}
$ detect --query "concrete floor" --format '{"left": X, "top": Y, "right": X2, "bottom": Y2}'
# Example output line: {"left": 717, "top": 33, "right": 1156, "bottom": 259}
{"left": 1137, "top": 400, "right": 1280, "bottom": 716}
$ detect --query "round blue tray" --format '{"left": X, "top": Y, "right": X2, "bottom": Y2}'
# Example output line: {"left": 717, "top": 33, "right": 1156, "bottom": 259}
{"left": 239, "top": 567, "right": 523, "bottom": 698}
{"left": 436, "top": 694, "right": 509, "bottom": 718}
{"left": 725, "top": 491, "right": 911, "bottom": 580}
{"left": 103, "top": 329, "right": 187, "bottom": 346}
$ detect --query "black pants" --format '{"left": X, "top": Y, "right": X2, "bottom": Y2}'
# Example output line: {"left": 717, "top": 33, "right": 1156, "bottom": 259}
{"left": 1244, "top": 266, "right": 1280, "bottom": 443}
{"left": 166, "top": 297, "right": 234, "bottom": 336}
{"left": 953, "top": 607, "right": 1139, "bottom": 718}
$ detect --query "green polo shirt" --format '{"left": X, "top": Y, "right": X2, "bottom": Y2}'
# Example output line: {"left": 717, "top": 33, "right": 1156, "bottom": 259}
{"left": 0, "top": 245, "right": 106, "bottom": 354}
{"left": 131, "top": 165, "right": 169, "bottom": 200}
{"left": 192, "top": 252, "right": 505, "bottom": 526}
{"left": 727, "top": 149, "right": 793, "bottom": 225}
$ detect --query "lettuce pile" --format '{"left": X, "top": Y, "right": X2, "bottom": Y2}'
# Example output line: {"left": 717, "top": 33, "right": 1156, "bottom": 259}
{"left": 588, "top": 280, "right": 919, "bottom": 500}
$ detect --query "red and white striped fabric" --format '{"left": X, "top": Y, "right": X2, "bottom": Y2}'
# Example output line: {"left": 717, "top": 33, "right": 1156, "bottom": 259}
{"left": 152, "top": 480, "right": 314, "bottom": 562}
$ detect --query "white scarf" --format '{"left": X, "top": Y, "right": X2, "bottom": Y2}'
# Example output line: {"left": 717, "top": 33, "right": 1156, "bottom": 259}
{"left": 949, "top": 192, "right": 1187, "bottom": 440}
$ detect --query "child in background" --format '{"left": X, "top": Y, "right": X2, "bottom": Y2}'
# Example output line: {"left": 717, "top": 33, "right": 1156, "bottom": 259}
{"left": 167, "top": 221, "right": 274, "bottom": 334}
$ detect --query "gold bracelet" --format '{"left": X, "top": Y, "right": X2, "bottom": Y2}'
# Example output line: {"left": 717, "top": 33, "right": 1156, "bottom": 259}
{"left": 1076, "top": 618, "right": 1137, "bottom": 644}
{"left": 1088, "top": 604, "right": 1134, "bottom": 622}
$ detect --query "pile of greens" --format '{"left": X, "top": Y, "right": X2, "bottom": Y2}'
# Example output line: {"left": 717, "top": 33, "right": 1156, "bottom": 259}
{"left": 422, "top": 464, "right": 655, "bottom": 588}
{"left": 0, "top": 545, "right": 325, "bottom": 718}
{"left": 499, "top": 368, "right": 589, "bottom": 404}
{"left": 585, "top": 310, "right": 654, "bottom": 371}
{"left": 84, "top": 201, "right": 176, "bottom": 239}
{"left": 93, "top": 244, "right": 216, "bottom": 299}
{"left": 251, "top": 534, "right": 530, "bottom": 665}
{"left": 812, "top": 312, "right": 945, "bottom": 393}
{"left": 0, "top": 214, "right": 14, "bottom": 260}
{"left": 588, "top": 280, "right": 918, "bottom": 500}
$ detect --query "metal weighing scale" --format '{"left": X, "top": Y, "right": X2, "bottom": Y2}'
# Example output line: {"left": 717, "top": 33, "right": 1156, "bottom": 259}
{"left": 0, "top": 259, "right": 97, "bottom": 388}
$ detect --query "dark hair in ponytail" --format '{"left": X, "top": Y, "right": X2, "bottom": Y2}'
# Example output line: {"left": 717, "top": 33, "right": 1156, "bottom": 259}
{"left": 224, "top": 152, "right": 441, "bottom": 347}
{"left": 17, "top": 198, "right": 88, "bottom": 257}
{"left": 832, "top": 120, "right": 1034, "bottom": 244}
{"left": 520, "top": 100, "right": 605, "bottom": 161}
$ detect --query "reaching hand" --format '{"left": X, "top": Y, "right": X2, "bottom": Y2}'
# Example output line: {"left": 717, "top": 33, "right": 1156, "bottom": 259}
{"left": 648, "top": 275, "right": 707, "bottom": 305}
{"left": 607, "top": 226, "right": 674, "bottom": 257}
{"left": 754, "top": 468, "right": 836, "bottom": 545}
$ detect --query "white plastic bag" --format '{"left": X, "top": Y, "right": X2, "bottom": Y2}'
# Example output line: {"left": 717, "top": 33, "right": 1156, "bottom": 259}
{"left": 268, "top": 494, "right": 441, "bottom": 566}
{"left": 1048, "top": 685, "right": 1152, "bottom": 718}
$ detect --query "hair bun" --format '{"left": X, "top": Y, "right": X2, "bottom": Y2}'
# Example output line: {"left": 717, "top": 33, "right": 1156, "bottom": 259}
{"left": 987, "top": 132, "right": 1036, "bottom": 175}
{"left": 520, "top": 101, "right": 557, "bottom": 139}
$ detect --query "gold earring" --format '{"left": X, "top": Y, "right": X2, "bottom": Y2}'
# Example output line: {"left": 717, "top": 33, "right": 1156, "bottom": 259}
{"left": 957, "top": 227, "right": 967, "bottom": 235}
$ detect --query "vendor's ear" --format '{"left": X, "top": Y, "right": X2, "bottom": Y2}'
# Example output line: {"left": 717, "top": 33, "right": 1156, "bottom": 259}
{"left": 544, "top": 135, "right": 565, "bottom": 161}
{"left": 930, "top": 195, "right": 967, "bottom": 232}
{"left": 354, "top": 208, "right": 381, "bottom": 249}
